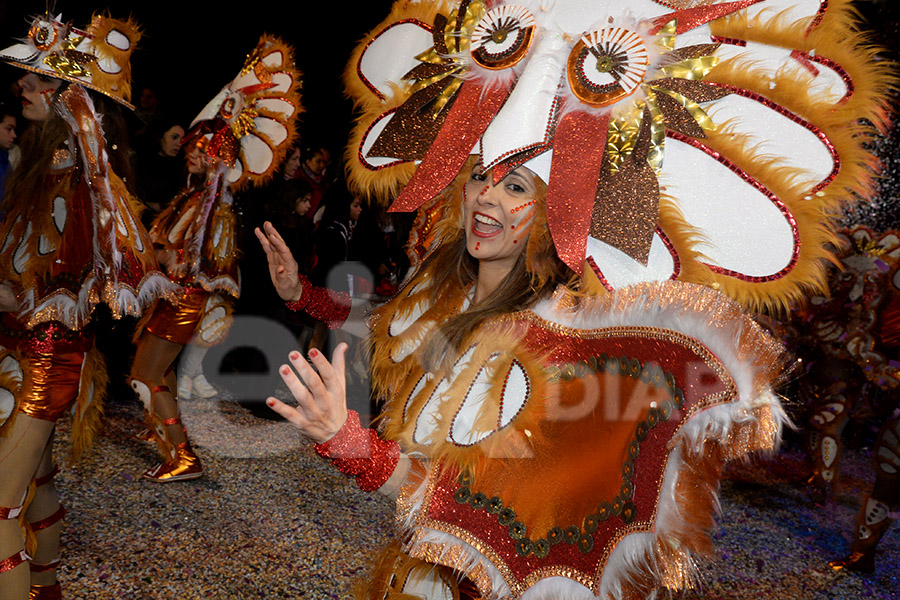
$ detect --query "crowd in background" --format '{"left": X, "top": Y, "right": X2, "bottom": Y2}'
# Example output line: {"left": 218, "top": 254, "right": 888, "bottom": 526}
{"left": 0, "top": 80, "right": 414, "bottom": 404}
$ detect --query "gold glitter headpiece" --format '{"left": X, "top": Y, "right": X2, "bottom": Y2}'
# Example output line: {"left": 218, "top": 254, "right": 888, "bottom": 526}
{"left": 185, "top": 34, "right": 303, "bottom": 192}
{"left": 344, "top": 0, "right": 893, "bottom": 311}
{"left": 0, "top": 13, "right": 140, "bottom": 109}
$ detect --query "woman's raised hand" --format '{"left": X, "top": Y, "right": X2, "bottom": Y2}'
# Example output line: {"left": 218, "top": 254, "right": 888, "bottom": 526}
{"left": 266, "top": 343, "right": 349, "bottom": 443}
{"left": 254, "top": 221, "right": 303, "bottom": 302}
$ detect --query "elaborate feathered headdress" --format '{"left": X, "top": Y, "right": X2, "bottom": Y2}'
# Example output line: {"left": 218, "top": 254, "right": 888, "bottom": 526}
{"left": 345, "top": 0, "right": 893, "bottom": 311}
{"left": 0, "top": 12, "right": 140, "bottom": 109}
{"left": 186, "top": 34, "right": 303, "bottom": 192}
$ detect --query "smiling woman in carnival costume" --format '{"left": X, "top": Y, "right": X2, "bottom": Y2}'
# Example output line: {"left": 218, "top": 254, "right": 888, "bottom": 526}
{"left": 0, "top": 13, "right": 174, "bottom": 600}
{"left": 129, "top": 35, "right": 301, "bottom": 483}
{"left": 257, "top": 0, "right": 893, "bottom": 598}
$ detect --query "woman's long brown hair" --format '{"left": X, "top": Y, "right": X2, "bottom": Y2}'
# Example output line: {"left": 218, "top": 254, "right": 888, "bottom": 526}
{"left": 5, "top": 83, "right": 136, "bottom": 206}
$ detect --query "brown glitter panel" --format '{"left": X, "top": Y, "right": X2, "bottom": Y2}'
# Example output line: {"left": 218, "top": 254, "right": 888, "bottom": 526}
{"left": 403, "top": 62, "right": 455, "bottom": 82}
{"left": 368, "top": 78, "right": 457, "bottom": 161}
{"left": 650, "top": 1, "right": 764, "bottom": 35}
{"left": 651, "top": 77, "right": 731, "bottom": 103}
{"left": 416, "top": 322, "right": 735, "bottom": 595}
{"left": 653, "top": 89, "right": 707, "bottom": 139}
{"left": 591, "top": 109, "right": 660, "bottom": 265}
{"left": 659, "top": 43, "right": 722, "bottom": 66}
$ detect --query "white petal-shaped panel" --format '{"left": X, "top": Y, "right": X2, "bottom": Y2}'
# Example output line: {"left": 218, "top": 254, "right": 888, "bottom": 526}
{"left": 256, "top": 98, "right": 295, "bottom": 118}
{"left": 270, "top": 72, "right": 294, "bottom": 94}
{"left": 742, "top": 0, "right": 825, "bottom": 24}
{"left": 450, "top": 355, "right": 502, "bottom": 446}
{"left": 389, "top": 299, "right": 429, "bottom": 337}
{"left": 169, "top": 206, "right": 196, "bottom": 244}
{"left": 106, "top": 29, "right": 131, "bottom": 50}
{"left": 254, "top": 117, "right": 288, "bottom": 145}
{"left": 715, "top": 41, "right": 849, "bottom": 106}
{"left": 262, "top": 50, "right": 283, "bottom": 68}
{"left": 226, "top": 160, "right": 244, "bottom": 184}
{"left": 707, "top": 93, "right": 835, "bottom": 188}
{"left": 414, "top": 345, "right": 476, "bottom": 445}
{"left": 403, "top": 373, "right": 431, "bottom": 421}
{"left": 1, "top": 216, "right": 20, "bottom": 254}
{"left": 0, "top": 388, "right": 14, "bottom": 422}
{"left": 233, "top": 70, "right": 261, "bottom": 93}
{"left": 13, "top": 223, "right": 33, "bottom": 275}
{"left": 662, "top": 136, "right": 796, "bottom": 278}
{"left": 96, "top": 56, "right": 122, "bottom": 75}
{"left": 359, "top": 21, "right": 434, "bottom": 99}
{"left": 586, "top": 234, "right": 676, "bottom": 289}
{"left": 192, "top": 89, "right": 228, "bottom": 127}
{"left": 0, "top": 355, "right": 22, "bottom": 381}
{"left": 242, "top": 135, "right": 274, "bottom": 175}
{"left": 499, "top": 360, "right": 530, "bottom": 429}
{"left": 37, "top": 235, "right": 56, "bottom": 256}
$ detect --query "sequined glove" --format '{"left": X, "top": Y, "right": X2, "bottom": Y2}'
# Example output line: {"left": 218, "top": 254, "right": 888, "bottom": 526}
{"left": 285, "top": 273, "right": 351, "bottom": 329}
{"left": 314, "top": 409, "right": 400, "bottom": 492}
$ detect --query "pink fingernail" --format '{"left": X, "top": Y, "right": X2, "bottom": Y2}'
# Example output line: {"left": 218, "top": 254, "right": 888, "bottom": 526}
{"left": 281, "top": 366, "right": 290, "bottom": 375}
{"left": 309, "top": 349, "right": 319, "bottom": 358}
{"left": 266, "top": 398, "right": 275, "bottom": 407}
{"left": 290, "top": 351, "right": 300, "bottom": 360}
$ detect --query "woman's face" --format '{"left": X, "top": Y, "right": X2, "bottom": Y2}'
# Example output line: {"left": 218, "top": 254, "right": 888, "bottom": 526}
{"left": 463, "top": 163, "right": 539, "bottom": 271}
{"left": 305, "top": 149, "right": 331, "bottom": 178}
{"left": 294, "top": 194, "right": 311, "bottom": 217}
{"left": 186, "top": 144, "right": 210, "bottom": 175}
{"left": 160, "top": 125, "right": 185, "bottom": 157}
{"left": 18, "top": 73, "right": 61, "bottom": 122}
{"left": 284, "top": 149, "right": 301, "bottom": 179}
{"left": 349, "top": 197, "right": 363, "bottom": 221}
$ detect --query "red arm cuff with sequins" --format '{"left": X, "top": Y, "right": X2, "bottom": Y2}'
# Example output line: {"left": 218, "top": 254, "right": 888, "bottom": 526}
{"left": 285, "top": 274, "right": 351, "bottom": 330}
{"left": 314, "top": 410, "right": 400, "bottom": 492}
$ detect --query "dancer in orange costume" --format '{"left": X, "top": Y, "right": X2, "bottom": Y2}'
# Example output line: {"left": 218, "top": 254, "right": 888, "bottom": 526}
{"left": 0, "top": 13, "right": 173, "bottom": 599}
{"left": 258, "top": 0, "right": 893, "bottom": 597}
{"left": 130, "top": 35, "right": 302, "bottom": 482}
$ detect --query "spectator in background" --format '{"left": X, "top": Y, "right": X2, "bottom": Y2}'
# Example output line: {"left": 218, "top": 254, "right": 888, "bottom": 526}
{"left": 295, "top": 144, "right": 332, "bottom": 222}
{"left": 282, "top": 145, "right": 302, "bottom": 181}
{"left": 0, "top": 104, "right": 16, "bottom": 201}
{"left": 132, "top": 115, "right": 186, "bottom": 224}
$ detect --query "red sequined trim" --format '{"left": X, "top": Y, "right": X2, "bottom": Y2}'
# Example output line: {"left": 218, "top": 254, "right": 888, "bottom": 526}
{"left": 656, "top": 228, "right": 682, "bottom": 279}
{"left": 587, "top": 257, "right": 615, "bottom": 293}
{"left": 29, "top": 506, "right": 66, "bottom": 533}
{"left": 0, "top": 503, "right": 23, "bottom": 520}
{"left": 809, "top": 0, "right": 828, "bottom": 32}
{"left": 0, "top": 549, "right": 28, "bottom": 574}
{"left": 357, "top": 19, "right": 434, "bottom": 100}
{"left": 29, "top": 558, "right": 60, "bottom": 573}
{"left": 33, "top": 465, "right": 59, "bottom": 487}
{"left": 285, "top": 274, "right": 351, "bottom": 330}
{"left": 708, "top": 82, "right": 841, "bottom": 194}
{"left": 710, "top": 35, "right": 747, "bottom": 47}
{"left": 667, "top": 130, "right": 801, "bottom": 283}
{"left": 314, "top": 410, "right": 400, "bottom": 492}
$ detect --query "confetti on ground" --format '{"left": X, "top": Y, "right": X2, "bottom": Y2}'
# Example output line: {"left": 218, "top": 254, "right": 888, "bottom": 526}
{"left": 50, "top": 384, "right": 898, "bottom": 599}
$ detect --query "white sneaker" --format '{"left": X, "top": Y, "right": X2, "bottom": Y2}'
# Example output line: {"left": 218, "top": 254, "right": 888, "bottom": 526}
{"left": 177, "top": 376, "right": 192, "bottom": 400}
{"left": 192, "top": 374, "right": 217, "bottom": 398}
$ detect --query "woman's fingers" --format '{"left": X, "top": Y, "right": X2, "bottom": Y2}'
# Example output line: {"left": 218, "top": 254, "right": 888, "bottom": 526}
{"left": 288, "top": 350, "right": 330, "bottom": 403}
{"left": 265, "top": 396, "right": 308, "bottom": 428}
{"left": 310, "top": 343, "right": 347, "bottom": 392}
{"left": 277, "top": 361, "right": 316, "bottom": 417}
